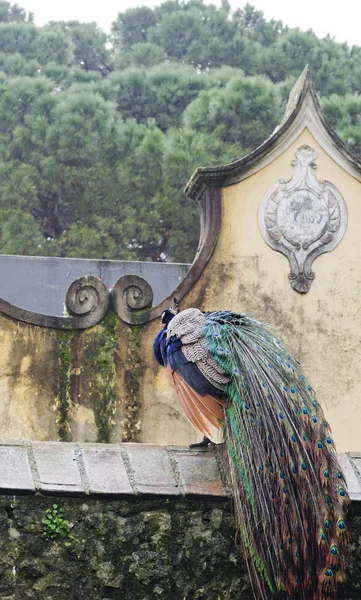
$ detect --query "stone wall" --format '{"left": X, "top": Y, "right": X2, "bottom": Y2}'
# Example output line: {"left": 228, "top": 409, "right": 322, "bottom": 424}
{"left": 0, "top": 496, "right": 246, "bottom": 600}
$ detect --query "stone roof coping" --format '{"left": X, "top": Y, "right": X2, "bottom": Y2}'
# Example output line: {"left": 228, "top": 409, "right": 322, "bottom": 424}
{"left": 0, "top": 441, "right": 360, "bottom": 501}
{"left": 0, "top": 441, "right": 228, "bottom": 498}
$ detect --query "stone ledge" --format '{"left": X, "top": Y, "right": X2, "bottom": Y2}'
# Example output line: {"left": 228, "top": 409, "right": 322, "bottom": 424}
{"left": 0, "top": 441, "right": 228, "bottom": 498}
{"left": 0, "top": 440, "right": 360, "bottom": 501}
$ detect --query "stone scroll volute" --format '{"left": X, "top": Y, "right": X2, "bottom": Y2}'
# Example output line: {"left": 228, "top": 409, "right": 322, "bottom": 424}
{"left": 258, "top": 145, "right": 348, "bottom": 293}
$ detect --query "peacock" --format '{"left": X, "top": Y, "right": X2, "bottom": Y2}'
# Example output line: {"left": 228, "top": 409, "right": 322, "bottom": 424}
{"left": 153, "top": 302, "right": 349, "bottom": 600}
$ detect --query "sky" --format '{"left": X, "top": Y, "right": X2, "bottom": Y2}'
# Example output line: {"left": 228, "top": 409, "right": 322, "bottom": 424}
{"left": 17, "top": 0, "right": 361, "bottom": 47}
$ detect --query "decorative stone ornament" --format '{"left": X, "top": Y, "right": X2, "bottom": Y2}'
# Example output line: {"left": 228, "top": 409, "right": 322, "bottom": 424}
{"left": 258, "top": 145, "right": 348, "bottom": 293}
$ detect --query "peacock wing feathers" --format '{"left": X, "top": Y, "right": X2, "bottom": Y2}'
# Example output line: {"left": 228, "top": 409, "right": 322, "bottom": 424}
{"left": 163, "top": 308, "right": 229, "bottom": 443}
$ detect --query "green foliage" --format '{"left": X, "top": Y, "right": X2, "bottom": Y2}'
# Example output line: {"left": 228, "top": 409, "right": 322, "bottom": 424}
{"left": 37, "top": 25, "right": 74, "bottom": 67}
{"left": 0, "top": 0, "right": 360, "bottom": 263}
{"left": 0, "top": 0, "right": 32, "bottom": 23}
{"left": 109, "top": 64, "right": 209, "bottom": 130}
{"left": 111, "top": 6, "right": 157, "bottom": 51}
{"left": 42, "top": 504, "right": 78, "bottom": 546}
{"left": 116, "top": 42, "right": 165, "bottom": 69}
{"left": 183, "top": 74, "right": 283, "bottom": 149}
{"left": 60, "top": 21, "right": 112, "bottom": 73}
{"left": 322, "top": 94, "right": 361, "bottom": 155}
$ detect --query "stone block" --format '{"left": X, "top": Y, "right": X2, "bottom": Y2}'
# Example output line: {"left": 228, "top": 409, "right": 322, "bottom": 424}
{"left": 346, "top": 452, "right": 361, "bottom": 500}
{"left": 32, "top": 442, "right": 83, "bottom": 493}
{"left": 123, "top": 443, "right": 179, "bottom": 495}
{"left": 81, "top": 444, "right": 133, "bottom": 495}
{"left": 0, "top": 445, "right": 34, "bottom": 492}
{"left": 173, "top": 448, "right": 227, "bottom": 497}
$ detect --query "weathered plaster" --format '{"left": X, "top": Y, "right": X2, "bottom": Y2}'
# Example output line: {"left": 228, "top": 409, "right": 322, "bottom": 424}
{"left": 0, "top": 317, "right": 57, "bottom": 440}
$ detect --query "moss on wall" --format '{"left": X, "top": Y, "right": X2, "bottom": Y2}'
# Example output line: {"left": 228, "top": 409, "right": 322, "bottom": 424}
{"left": 54, "top": 310, "right": 146, "bottom": 444}
{"left": 56, "top": 330, "right": 77, "bottom": 441}
{"left": 83, "top": 312, "right": 119, "bottom": 443}
{"left": 94, "top": 313, "right": 119, "bottom": 443}
{"left": 55, "top": 312, "right": 120, "bottom": 444}
{"left": 122, "top": 325, "right": 142, "bottom": 442}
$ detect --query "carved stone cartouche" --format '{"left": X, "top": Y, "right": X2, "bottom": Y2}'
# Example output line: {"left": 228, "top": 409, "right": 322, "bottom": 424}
{"left": 258, "top": 145, "right": 348, "bottom": 293}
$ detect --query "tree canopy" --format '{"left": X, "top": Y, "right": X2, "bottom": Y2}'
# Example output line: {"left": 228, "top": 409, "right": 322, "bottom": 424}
{"left": 0, "top": 0, "right": 360, "bottom": 262}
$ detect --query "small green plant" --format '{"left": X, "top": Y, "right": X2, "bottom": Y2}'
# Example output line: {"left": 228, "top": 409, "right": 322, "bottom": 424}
{"left": 42, "top": 504, "right": 78, "bottom": 547}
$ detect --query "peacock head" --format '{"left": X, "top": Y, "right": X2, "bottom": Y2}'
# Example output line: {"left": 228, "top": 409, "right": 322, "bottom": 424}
{"left": 161, "top": 298, "right": 180, "bottom": 325}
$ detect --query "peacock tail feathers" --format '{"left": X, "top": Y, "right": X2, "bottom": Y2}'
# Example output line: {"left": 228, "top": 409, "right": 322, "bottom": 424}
{"left": 203, "top": 311, "right": 349, "bottom": 600}
{"left": 153, "top": 306, "right": 349, "bottom": 600}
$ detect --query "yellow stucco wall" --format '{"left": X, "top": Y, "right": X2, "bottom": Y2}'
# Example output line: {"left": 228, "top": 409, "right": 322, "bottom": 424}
{"left": 0, "top": 316, "right": 58, "bottom": 440}
{"left": 1, "top": 126, "right": 360, "bottom": 451}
